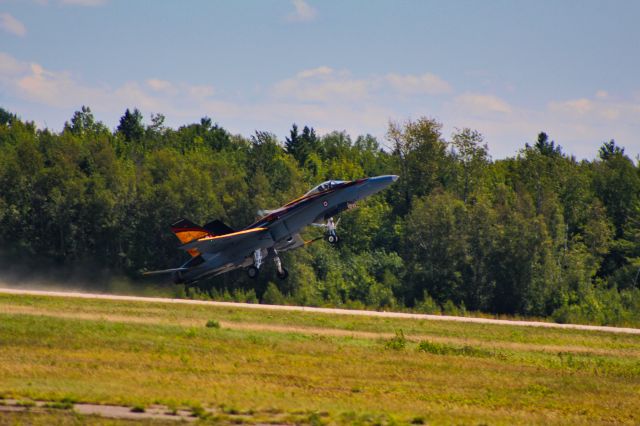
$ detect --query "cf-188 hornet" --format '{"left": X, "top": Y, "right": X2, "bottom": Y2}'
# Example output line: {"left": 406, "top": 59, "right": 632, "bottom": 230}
{"left": 144, "top": 175, "right": 398, "bottom": 284}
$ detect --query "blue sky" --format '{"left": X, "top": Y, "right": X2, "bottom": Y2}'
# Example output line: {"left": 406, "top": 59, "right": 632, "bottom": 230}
{"left": 1, "top": 0, "right": 639, "bottom": 159}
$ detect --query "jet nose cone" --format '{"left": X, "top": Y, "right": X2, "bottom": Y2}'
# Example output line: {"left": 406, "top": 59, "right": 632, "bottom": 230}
{"left": 369, "top": 175, "right": 399, "bottom": 185}
{"left": 356, "top": 175, "right": 399, "bottom": 200}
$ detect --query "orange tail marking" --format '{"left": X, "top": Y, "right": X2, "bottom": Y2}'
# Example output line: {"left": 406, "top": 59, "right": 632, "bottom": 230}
{"left": 170, "top": 219, "right": 211, "bottom": 258}
{"left": 173, "top": 229, "right": 209, "bottom": 244}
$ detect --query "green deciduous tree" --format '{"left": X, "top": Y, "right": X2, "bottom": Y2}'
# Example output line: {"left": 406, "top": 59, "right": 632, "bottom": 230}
{"left": 1, "top": 108, "right": 639, "bottom": 326}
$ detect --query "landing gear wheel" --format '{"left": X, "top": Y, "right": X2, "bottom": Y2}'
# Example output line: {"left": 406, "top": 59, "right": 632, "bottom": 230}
{"left": 327, "top": 234, "right": 339, "bottom": 244}
{"left": 247, "top": 266, "right": 259, "bottom": 279}
{"left": 277, "top": 267, "right": 289, "bottom": 280}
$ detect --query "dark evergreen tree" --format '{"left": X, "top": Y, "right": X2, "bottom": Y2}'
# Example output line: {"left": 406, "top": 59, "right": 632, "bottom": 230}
{"left": 117, "top": 108, "right": 144, "bottom": 142}
{"left": 532, "top": 131, "right": 562, "bottom": 157}
{"left": 0, "top": 107, "right": 17, "bottom": 126}
{"left": 285, "top": 124, "right": 317, "bottom": 166}
{"left": 599, "top": 139, "right": 624, "bottom": 160}
{"left": 300, "top": 125, "right": 318, "bottom": 156}
{"left": 285, "top": 123, "right": 300, "bottom": 157}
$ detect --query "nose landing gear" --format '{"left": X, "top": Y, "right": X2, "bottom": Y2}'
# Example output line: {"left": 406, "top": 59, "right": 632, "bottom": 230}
{"left": 325, "top": 216, "right": 339, "bottom": 245}
{"left": 326, "top": 233, "right": 339, "bottom": 244}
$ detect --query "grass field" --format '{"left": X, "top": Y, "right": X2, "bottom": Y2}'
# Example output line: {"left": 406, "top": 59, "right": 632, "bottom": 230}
{"left": 1, "top": 293, "right": 639, "bottom": 425}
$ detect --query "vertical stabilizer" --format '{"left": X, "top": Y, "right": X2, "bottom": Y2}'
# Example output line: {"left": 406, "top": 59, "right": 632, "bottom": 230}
{"left": 170, "top": 218, "right": 209, "bottom": 257}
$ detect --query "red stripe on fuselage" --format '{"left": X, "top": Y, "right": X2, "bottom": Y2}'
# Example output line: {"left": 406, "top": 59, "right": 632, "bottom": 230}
{"left": 245, "top": 178, "right": 366, "bottom": 229}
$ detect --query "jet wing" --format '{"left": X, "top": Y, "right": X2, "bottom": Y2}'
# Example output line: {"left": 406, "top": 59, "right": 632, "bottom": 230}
{"left": 179, "top": 227, "right": 271, "bottom": 254}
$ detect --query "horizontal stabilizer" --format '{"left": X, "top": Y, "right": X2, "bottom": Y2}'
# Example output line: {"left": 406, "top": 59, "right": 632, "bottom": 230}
{"left": 142, "top": 267, "right": 189, "bottom": 276}
{"left": 203, "top": 219, "right": 235, "bottom": 236}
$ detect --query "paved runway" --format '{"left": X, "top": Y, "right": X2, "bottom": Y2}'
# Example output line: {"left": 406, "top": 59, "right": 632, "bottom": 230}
{"left": 1, "top": 287, "right": 639, "bottom": 335}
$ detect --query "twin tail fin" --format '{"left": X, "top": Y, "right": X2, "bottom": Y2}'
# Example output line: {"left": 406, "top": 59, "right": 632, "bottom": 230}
{"left": 170, "top": 218, "right": 235, "bottom": 244}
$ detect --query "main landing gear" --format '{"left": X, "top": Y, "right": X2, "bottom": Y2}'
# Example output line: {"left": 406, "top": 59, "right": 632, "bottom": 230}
{"left": 246, "top": 248, "right": 288, "bottom": 280}
{"left": 247, "top": 248, "right": 263, "bottom": 279}
{"left": 273, "top": 250, "right": 289, "bottom": 280}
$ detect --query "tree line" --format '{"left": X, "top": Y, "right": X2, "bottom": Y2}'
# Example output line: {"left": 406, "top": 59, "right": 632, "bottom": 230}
{"left": 1, "top": 106, "right": 639, "bottom": 325}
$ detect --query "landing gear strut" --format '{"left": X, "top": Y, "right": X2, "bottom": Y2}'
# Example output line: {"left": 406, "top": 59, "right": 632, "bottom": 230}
{"left": 273, "top": 249, "right": 289, "bottom": 280}
{"left": 325, "top": 217, "right": 339, "bottom": 244}
{"left": 247, "top": 248, "right": 263, "bottom": 279}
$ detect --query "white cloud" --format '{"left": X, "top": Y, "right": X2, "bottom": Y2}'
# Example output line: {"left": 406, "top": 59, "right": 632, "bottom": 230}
{"left": 146, "top": 78, "right": 174, "bottom": 93}
{"left": 271, "top": 67, "right": 371, "bottom": 102}
{"left": 595, "top": 90, "right": 608, "bottom": 99}
{"left": 0, "top": 13, "right": 26, "bottom": 37}
{"left": 453, "top": 93, "right": 512, "bottom": 115}
{"left": 286, "top": 0, "right": 317, "bottom": 22}
{"left": 385, "top": 72, "right": 452, "bottom": 95}
{"left": 548, "top": 96, "right": 640, "bottom": 124}
{"left": 272, "top": 67, "right": 452, "bottom": 103}
{"left": 549, "top": 98, "right": 593, "bottom": 116}
{"left": 186, "top": 84, "right": 215, "bottom": 99}
{"left": 297, "top": 66, "right": 333, "bottom": 78}
{"left": 145, "top": 79, "right": 214, "bottom": 99}
{"left": 0, "top": 51, "right": 215, "bottom": 116}
{"left": 16, "top": 62, "right": 111, "bottom": 108}
{"left": 0, "top": 52, "right": 29, "bottom": 75}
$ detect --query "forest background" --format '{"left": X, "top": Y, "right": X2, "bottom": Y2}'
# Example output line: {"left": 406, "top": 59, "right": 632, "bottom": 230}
{"left": 1, "top": 105, "right": 639, "bottom": 326}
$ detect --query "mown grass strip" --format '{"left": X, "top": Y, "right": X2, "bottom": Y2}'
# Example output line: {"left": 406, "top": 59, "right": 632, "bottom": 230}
{"left": 1, "top": 294, "right": 640, "bottom": 425}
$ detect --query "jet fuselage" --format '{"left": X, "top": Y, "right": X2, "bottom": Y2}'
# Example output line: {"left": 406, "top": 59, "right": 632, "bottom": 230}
{"left": 173, "top": 175, "right": 398, "bottom": 283}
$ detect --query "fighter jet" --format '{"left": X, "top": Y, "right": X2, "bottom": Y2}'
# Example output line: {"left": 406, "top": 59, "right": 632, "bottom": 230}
{"left": 144, "top": 175, "right": 398, "bottom": 284}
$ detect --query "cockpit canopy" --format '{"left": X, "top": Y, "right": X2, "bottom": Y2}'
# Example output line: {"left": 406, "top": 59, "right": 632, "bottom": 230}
{"left": 304, "top": 180, "right": 348, "bottom": 196}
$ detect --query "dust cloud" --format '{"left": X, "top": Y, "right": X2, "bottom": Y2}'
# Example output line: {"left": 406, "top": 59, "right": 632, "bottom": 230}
{"left": 0, "top": 260, "right": 179, "bottom": 297}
